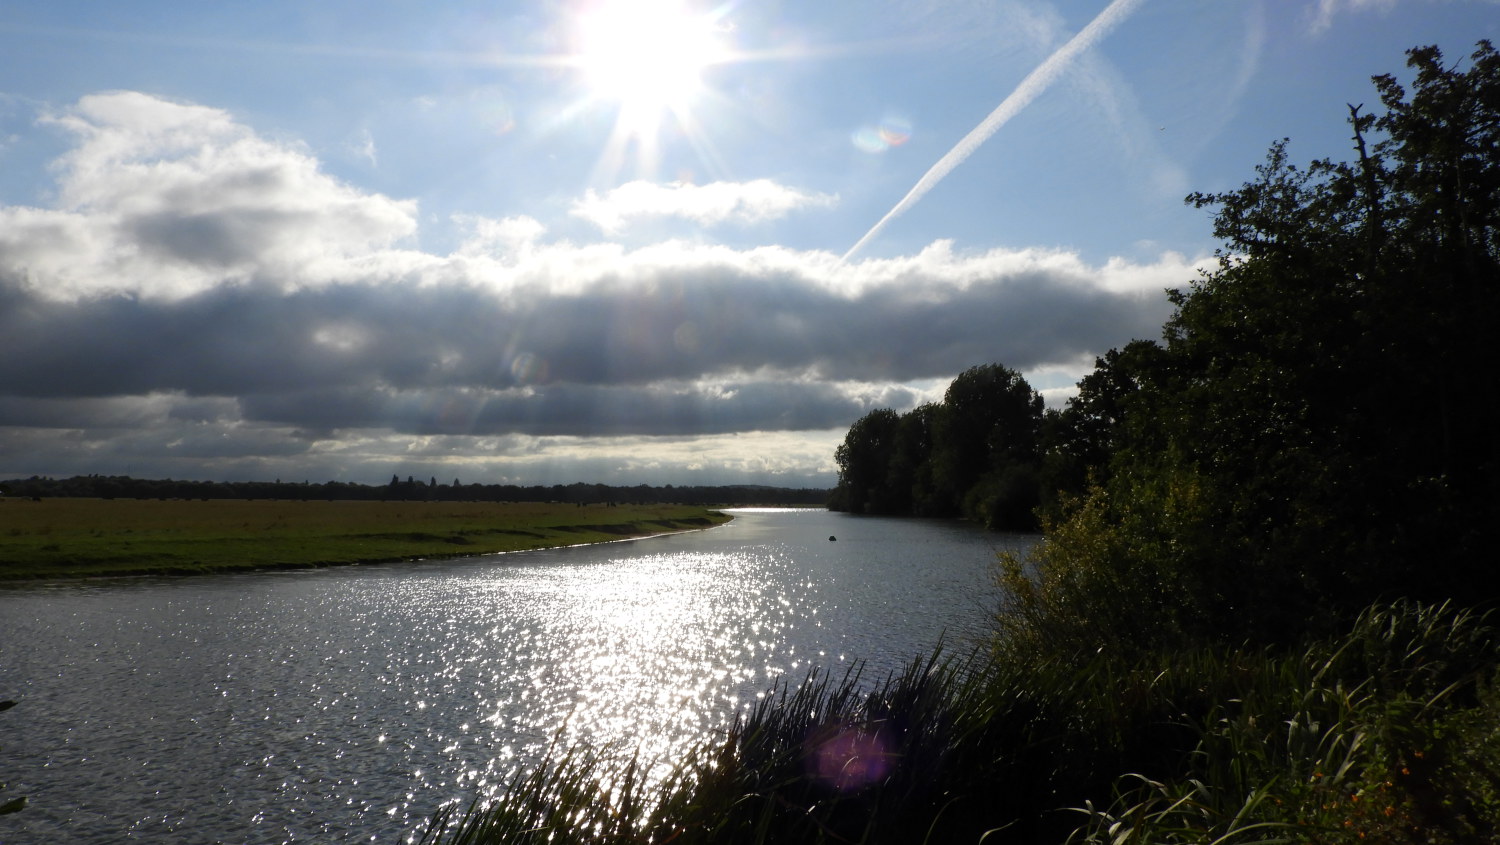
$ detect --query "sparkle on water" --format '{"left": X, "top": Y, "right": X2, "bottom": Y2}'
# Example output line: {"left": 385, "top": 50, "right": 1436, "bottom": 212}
{"left": 0, "top": 508, "right": 1032, "bottom": 843}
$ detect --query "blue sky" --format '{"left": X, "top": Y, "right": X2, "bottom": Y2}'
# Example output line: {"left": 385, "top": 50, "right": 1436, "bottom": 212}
{"left": 1, "top": 0, "right": 1496, "bottom": 488}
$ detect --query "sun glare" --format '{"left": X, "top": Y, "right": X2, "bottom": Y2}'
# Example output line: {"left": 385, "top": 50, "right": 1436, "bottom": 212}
{"left": 575, "top": 0, "right": 728, "bottom": 131}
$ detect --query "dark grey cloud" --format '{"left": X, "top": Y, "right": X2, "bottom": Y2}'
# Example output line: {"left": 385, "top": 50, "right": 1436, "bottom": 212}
{"left": 239, "top": 379, "right": 922, "bottom": 437}
{"left": 0, "top": 256, "right": 1173, "bottom": 403}
{"left": 0, "top": 416, "right": 314, "bottom": 477}
{"left": 129, "top": 209, "right": 279, "bottom": 268}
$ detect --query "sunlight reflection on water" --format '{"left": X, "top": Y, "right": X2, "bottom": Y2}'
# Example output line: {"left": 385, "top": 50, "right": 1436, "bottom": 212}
{"left": 0, "top": 510, "right": 1033, "bottom": 843}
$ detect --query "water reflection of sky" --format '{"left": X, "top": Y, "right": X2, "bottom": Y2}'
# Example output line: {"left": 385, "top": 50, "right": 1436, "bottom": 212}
{"left": 0, "top": 510, "right": 1032, "bottom": 843}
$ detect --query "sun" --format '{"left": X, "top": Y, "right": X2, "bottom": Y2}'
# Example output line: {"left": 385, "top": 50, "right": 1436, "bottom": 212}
{"left": 574, "top": 0, "right": 729, "bottom": 134}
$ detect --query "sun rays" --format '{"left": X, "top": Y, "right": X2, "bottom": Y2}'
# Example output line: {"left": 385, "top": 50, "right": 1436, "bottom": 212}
{"left": 574, "top": 0, "right": 727, "bottom": 119}
{"left": 565, "top": 0, "right": 736, "bottom": 182}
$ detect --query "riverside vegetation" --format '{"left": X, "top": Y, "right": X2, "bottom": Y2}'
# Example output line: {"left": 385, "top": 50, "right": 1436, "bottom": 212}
{"left": 418, "top": 43, "right": 1500, "bottom": 844}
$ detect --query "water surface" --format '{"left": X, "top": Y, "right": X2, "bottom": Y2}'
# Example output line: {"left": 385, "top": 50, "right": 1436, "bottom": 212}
{"left": 0, "top": 508, "right": 1033, "bottom": 843}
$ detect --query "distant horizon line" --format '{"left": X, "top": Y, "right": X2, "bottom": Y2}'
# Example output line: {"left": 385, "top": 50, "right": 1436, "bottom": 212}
{"left": 0, "top": 474, "right": 834, "bottom": 492}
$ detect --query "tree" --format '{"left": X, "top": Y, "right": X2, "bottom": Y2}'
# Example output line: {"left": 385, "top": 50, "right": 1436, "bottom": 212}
{"left": 930, "top": 364, "right": 1045, "bottom": 528}
{"left": 831, "top": 409, "right": 903, "bottom": 514}
{"left": 893, "top": 403, "right": 943, "bottom": 516}
{"left": 1039, "top": 339, "right": 1169, "bottom": 516}
{"left": 1159, "top": 41, "right": 1500, "bottom": 615}
{"left": 831, "top": 365, "right": 1046, "bottom": 527}
{"left": 1019, "top": 42, "right": 1500, "bottom": 649}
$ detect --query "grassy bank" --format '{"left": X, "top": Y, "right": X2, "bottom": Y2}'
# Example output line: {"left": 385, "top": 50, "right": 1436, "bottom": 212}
{"left": 0, "top": 498, "right": 729, "bottom": 579}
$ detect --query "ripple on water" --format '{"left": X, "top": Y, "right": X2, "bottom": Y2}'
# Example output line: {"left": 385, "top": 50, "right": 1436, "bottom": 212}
{"left": 0, "top": 510, "right": 1032, "bottom": 843}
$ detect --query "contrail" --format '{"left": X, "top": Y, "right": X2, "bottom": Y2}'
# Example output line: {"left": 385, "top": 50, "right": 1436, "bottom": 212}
{"left": 842, "top": 0, "right": 1147, "bottom": 262}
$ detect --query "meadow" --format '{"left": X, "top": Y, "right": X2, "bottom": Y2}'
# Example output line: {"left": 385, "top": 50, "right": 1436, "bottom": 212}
{"left": 0, "top": 498, "right": 729, "bottom": 579}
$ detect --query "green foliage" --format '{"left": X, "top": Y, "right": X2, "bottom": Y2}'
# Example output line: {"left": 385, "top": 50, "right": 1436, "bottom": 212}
{"left": 996, "top": 465, "right": 1222, "bottom": 661}
{"left": 417, "top": 741, "right": 693, "bottom": 845}
{"left": 1038, "top": 339, "right": 1170, "bottom": 519}
{"left": 830, "top": 408, "right": 904, "bottom": 514}
{"left": 1024, "top": 40, "right": 1500, "bottom": 643}
{"left": 991, "top": 41, "right": 1500, "bottom": 841}
{"left": 831, "top": 365, "right": 1045, "bottom": 529}
{"left": 1065, "top": 601, "right": 1500, "bottom": 845}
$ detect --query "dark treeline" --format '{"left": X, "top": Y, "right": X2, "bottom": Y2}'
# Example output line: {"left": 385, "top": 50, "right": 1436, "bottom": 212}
{"left": 834, "top": 40, "right": 1500, "bottom": 648}
{"left": 1008, "top": 40, "right": 1500, "bottom": 650}
{"left": 828, "top": 363, "right": 1045, "bottom": 530}
{"left": 0, "top": 474, "right": 829, "bottom": 506}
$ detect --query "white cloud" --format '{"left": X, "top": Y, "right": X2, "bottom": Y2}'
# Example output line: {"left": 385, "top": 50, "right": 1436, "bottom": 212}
{"left": 1307, "top": 0, "right": 1402, "bottom": 34}
{"left": 570, "top": 179, "right": 837, "bottom": 233}
{"left": 1, "top": 91, "right": 417, "bottom": 300}
{"left": 350, "top": 127, "right": 378, "bottom": 166}
{"left": 453, "top": 214, "right": 547, "bottom": 258}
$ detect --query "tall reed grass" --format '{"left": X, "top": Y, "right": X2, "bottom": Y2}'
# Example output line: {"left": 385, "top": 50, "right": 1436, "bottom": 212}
{"left": 417, "top": 600, "right": 1500, "bottom": 844}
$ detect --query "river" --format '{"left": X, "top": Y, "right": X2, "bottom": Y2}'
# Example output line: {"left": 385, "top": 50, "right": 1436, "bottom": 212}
{"left": 0, "top": 508, "right": 1035, "bottom": 844}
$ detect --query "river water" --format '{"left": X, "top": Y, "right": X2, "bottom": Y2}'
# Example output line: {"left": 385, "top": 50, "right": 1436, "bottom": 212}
{"left": 0, "top": 508, "right": 1034, "bottom": 844}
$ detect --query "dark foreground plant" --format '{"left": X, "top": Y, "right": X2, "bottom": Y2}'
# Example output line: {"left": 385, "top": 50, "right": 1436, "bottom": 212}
{"left": 417, "top": 600, "right": 1500, "bottom": 845}
{"left": 1064, "top": 600, "right": 1500, "bottom": 844}
{"left": 418, "top": 652, "right": 1031, "bottom": 845}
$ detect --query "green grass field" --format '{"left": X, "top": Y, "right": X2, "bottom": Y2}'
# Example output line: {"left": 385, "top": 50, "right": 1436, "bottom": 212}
{"left": 0, "top": 498, "right": 730, "bottom": 579}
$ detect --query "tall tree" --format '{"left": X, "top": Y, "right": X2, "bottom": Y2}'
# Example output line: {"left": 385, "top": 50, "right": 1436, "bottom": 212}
{"left": 830, "top": 366, "right": 1045, "bottom": 527}
{"left": 1039, "top": 339, "right": 1169, "bottom": 514}
{"left": 930, "top": 364, "right": 1044, "bottom": 527}
{"left": 1018, "top": 42, "right": 1500, "bottom": 650}
{"left": 1161, "top": 41, "right": 1500, "bottom": 614}
{"left": 831, "top": 408, "right": 903, "bottom": 514}
{"left": 895, "top": 403, "right": 944, "bottom": 516}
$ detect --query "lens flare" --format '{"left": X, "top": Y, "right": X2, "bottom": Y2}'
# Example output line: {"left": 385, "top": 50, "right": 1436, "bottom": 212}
{"left": 851, "top": 116, "right": 912, "bottom": 154}
{"left": 807, "top": 722, "right": 894, "bottom": 792}
{"left": 508, "top": 352, "right": 549, "bottom": 384}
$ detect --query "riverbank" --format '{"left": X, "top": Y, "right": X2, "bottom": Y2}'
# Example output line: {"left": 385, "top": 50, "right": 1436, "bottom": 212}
{"left": 0, "top": 498, "right": 730, "bottom": 579}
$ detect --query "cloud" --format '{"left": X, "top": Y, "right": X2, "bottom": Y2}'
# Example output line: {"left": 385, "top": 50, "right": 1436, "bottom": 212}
{"left": 571, "top": 179, "right": 837, "bottom": 233}
{"left": 1305, "top": 0, "right": 1499, "bottom": 34}
{"left": 235, "top": 379, "right": 927, "bottom": 437}
{"left": 1, "top": 91, "right": 417, "bottom": 301}
{"left": 350, "top": 127, "right": 378, "bottom": 166}
{"left": 0, "top": 237, "right": 1192, "bottom": 399}
{"left": 455, "top": 214, "right": 547, "bottom": 257}
{"left": 1308, "top": 0, "right": 1399, "bottom": 33}
{"left": 0, "top": 91, "right": 1202, "bottom": 486}
{"left": 0, "top": 420, "right": 845, "bottom": 488}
